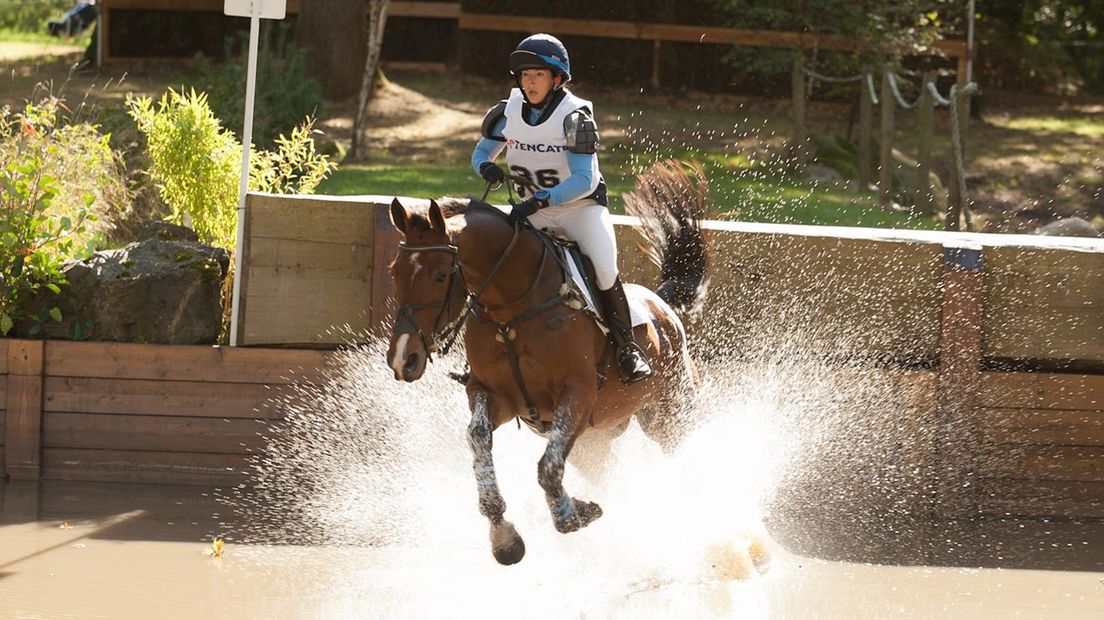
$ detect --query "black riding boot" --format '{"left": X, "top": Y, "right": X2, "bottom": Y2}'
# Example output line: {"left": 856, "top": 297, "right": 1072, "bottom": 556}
{"left": 598, "top": 277, "right": 653, "bottom": 384}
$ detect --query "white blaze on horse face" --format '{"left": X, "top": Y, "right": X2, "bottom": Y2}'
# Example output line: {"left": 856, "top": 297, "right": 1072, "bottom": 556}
{"left": 390, "top": 333, "right": 411, "bottom": 375}
{"left": 409, "top": 252, "right": 422, "bottom": 283}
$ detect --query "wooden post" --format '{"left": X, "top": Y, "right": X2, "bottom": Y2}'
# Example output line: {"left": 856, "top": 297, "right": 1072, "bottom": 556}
{"left": 858, "top": 72, "right": 873, "bottom": 190}
{"left": 935, "top": 247, "right": 984, "bottom": 518}
{"left": 916, "top": 71, "right": 936, "bottom": 214}
{"left": 879, "top": 69, "right": 895, "bottom": 208}
{"left": 5, "top": 340, "right": 44, "bottom": 481}
{"left": 651, "top": 40, "right": 662, "bottom": 90}
{"left": 791, "top": 56, "right": 807, "bottom": 169}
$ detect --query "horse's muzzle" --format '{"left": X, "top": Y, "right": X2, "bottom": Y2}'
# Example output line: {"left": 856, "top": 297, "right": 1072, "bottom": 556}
{"left": 397, "top": 350, "right": 426, "bottom": 382}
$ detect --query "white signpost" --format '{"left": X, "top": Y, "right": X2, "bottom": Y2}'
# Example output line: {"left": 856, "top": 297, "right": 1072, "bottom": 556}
{"left": 225, "top": 0, "right": 286, "bottom": 346}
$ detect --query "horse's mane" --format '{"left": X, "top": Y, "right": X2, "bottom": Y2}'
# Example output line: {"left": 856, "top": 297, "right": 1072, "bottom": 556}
{"left": 433, "top": 196, "right": 510, "bottom": 222}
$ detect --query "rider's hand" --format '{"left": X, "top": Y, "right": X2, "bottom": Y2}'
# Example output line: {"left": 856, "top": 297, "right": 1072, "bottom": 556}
{"left": 479, "top": 162, "right": 505, "bottom": 185}
{"left": 509, "top": 191, "right": 549, "bottom": 221}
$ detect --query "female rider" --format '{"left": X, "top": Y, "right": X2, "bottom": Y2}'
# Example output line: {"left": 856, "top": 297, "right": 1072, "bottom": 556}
{"left": 471, "top": 33, "right": 652, "bottom": 384}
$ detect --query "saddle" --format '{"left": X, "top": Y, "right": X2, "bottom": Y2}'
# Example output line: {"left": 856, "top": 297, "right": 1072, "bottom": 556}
{"left": 537, "top": 228, "right": 649, "bottom": 334}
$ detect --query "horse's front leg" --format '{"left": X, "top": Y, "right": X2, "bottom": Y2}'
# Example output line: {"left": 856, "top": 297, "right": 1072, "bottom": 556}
{"left": 538, "top": 395, "right": 603, "bottom": 533}
{"left": 467, "top": 385, "right": 525, "bottom": 565}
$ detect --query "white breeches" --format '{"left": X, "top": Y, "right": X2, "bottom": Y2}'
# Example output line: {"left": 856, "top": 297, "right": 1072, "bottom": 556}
{"left": 526, "top": 202, "right": 619, "bottom": 290}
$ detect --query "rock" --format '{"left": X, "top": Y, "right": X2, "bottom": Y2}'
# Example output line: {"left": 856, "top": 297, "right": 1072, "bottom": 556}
{"left": 43, "top": 237, "right": 230, "bottom": 344}
{"left": 137, "top": 221, "right": 199, "bottom": 243}
{"left": 1036, "top": 217, "right": 1101, "bottom": 238}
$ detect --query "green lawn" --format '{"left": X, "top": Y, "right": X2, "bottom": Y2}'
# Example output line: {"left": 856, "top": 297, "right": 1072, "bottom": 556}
{"left": 320, "top": 158, "right": 938, "bottom": 229}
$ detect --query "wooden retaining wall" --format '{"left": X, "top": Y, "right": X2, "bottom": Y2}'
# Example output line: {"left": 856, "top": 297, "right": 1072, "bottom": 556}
{"left": 236, "top": 193, "right": 1104, "bottom": 520}
{"left": 1, "top": 340, "right": 331, "bottom": 486}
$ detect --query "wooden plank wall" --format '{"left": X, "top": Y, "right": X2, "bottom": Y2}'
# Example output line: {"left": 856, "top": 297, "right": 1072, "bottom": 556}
{"left": 240, "top": 194, "right": 377, "bottom": 346}
{"left": 974, "top": 372, "right": 1104, "bottom": 518}
{"left": 1, "top": 340, "right": 332, "bottom": 485}
{"left": 985, "top": 246, "right": 1104, "bottom": 365}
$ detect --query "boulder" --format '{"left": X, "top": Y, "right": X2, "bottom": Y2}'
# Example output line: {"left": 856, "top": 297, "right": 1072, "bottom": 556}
{"left": 47, "top": 236, "right": 230, "bottom": 344}
{"left": 1036, "top": 217, "right": 1101, "bottom": 238}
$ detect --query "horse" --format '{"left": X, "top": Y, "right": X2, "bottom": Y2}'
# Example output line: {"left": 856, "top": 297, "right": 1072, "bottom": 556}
{"left": 385, "top": 161, "right": 710, "bottom": 565}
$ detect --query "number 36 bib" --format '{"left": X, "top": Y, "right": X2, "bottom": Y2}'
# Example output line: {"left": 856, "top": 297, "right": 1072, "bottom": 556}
{"left": 502, "top": 88, "right": 603, "bottom": 206}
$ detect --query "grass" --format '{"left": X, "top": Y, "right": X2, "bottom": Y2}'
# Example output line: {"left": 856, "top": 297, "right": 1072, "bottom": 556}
{"left": 995, "top": 115, "right": 1104, "bottom": 138}
{"left": 321, "top": 157, "right": 936, "bottom": 230}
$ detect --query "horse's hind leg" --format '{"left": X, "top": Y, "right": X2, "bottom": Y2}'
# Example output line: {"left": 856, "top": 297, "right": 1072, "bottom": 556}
{"left": 467, "top": 387, "right": 525, "bottom": 565}
{"left": 538, "top": 397, "right": 603, "bottom": 534}
{"left": 638, "top": 357, "right": 699, "bottom": 452}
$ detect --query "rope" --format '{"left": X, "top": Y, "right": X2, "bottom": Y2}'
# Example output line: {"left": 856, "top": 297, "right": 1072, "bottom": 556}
{"left": 800, "top": 66, "right": 864, "bottom": 83}
{"left": 886, "top": 72, "right": 924, "bottom": 110}
{"left": 925, "top": 80, "right": 952, "bottom": 106}
{"left": 864, "top": 73, "right": 880, "bottom": 105}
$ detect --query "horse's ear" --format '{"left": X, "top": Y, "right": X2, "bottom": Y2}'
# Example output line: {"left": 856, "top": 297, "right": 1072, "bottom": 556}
{"left": 389, "top": 198, "right": 408, "bottom": 235}
{"left": 428, "top": 200, "right": 447, "bottom": 235}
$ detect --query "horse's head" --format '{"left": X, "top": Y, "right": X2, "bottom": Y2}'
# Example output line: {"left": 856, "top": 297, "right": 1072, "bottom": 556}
{"left": 386, "top": 198, "right": 468, "bottom": 382}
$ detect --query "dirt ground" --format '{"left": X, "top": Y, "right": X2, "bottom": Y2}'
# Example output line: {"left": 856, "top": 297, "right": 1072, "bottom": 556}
{"left": 3, "top": 49, "right": 1102, "bottom": 234}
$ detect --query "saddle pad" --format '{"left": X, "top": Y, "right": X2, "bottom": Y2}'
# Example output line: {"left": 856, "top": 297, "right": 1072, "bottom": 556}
{"left": 559, "top": 246, "right": 651, "bottom": 330}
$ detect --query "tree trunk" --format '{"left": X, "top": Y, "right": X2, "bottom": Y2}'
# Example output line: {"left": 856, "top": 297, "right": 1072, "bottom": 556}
{"left": 350, "top": 0, "right": 390, "bottom": 161}
{"left": 296, "top": 0, "right": 367, "bottom": 99}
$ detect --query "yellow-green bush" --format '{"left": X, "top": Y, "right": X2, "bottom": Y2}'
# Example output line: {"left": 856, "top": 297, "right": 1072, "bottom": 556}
{"left": 128, "top": 88, "right": 337, "bottom": 249}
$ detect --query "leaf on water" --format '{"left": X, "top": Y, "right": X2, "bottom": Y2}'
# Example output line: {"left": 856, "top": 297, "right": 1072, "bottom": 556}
{"left": 203, "top": 538, "right": 225, "bottom": 558}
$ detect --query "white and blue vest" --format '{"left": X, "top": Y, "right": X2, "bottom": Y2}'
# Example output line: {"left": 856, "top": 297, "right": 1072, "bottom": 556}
{"left": 502, "top": 88, "right": 603, "bottom": 207}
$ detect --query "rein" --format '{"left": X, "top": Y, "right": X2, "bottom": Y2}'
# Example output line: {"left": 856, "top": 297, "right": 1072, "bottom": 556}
{"left": 397, "top": 184, "right": 575, "bottom": 432}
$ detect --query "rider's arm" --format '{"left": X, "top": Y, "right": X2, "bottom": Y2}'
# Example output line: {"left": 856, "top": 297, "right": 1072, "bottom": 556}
{"left": 543, "top": 151, "right": 596, "bottom": 206}
{"left": 542, "top": 108, "right": 600, "bottom": 206}
{"left": 471, "top": 102, "right": 508, "bottom": 176}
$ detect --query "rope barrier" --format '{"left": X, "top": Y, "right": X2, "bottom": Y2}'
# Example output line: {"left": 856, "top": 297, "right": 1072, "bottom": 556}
{"left": 799, "top": 65, "right": 865, "bottom": 84}
{"left": 925, "top": 80, "right": 951, "bottom": 106}
{"left": 886, "top": 72, "right": 924, "bottom": 110}
{"left": 794, "top": 59, "right": 980, "bottom": 229}
{"left": 865, "top": 73, "right": 880, "bottom": 105}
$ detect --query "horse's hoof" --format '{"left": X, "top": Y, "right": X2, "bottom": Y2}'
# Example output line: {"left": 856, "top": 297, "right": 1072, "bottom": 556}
{"left": 491, "top": 521, "right": 525, "bottom": 565}
{"left": 555, "top": 499, "right": 603, "bottom": 534}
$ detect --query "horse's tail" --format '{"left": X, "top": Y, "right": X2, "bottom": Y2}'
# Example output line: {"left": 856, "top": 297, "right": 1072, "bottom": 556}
{"left": 622, "top": 159, "right": 711, "bottom": 316}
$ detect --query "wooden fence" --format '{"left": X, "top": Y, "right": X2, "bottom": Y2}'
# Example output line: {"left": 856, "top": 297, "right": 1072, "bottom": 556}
{"left": 98, "top": 2, "right": 967, "bottom": 87}
{"left": 1, "top": 340, "right": 331, "bottom": 486}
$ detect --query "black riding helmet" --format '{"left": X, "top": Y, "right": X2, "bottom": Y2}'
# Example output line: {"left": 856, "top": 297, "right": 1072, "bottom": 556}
{"left": 508, "top": 34, "right": 572, "bottom": 91}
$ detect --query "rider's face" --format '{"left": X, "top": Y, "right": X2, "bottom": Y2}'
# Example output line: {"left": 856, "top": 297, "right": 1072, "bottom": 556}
{"left": 520, "top": 69, "right": 559, "bottom": 105}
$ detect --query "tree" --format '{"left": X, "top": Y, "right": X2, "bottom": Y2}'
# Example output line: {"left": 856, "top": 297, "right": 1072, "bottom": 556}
{"left": 351, "top": 0, "right": 390, "bottom": 161}
{"left": 296, "top": 0, "right": 367, "bottom": 99}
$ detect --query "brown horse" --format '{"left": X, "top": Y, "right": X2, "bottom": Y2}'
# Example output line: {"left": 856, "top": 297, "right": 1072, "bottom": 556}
{"left": 386, "top": 161, "right": 710, "bottom": 565}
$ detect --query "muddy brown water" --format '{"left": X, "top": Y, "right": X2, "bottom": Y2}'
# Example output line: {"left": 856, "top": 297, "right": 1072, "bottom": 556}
{"left": 1, "top": 480, "right": 1101, "bottom": 619}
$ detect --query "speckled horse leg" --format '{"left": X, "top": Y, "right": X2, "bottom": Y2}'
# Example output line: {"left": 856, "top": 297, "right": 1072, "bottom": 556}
{"left": 537, "top": 400, "right": 603, "bottom": 534}
{"left": 467, "top": 389, "right": 525, "bottom": 565}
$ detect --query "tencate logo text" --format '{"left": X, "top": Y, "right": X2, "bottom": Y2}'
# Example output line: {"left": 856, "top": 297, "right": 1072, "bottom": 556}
{"left": 507, "top": 138, "right": 566, "bottom": 153}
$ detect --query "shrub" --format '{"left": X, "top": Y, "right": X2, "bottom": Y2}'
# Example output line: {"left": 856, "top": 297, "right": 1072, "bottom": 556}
{"left": 11, "top": 96, "right": 131, "bottom": 252}
{"left": 0, "top": 0, "right": 72, "bottom": 33}
{"left": 127, "top": 87, "right": 337, "bottom": 249}
{"left": 0, "top": 107, "right": 99, "bottom": 336}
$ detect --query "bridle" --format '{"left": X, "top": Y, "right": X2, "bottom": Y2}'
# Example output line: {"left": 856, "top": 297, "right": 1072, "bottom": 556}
{"left": 393, "top": 207, "right": 525, "bottom": 361}
{"left": 393, "top": 242, "right": 465, "bottom": 361}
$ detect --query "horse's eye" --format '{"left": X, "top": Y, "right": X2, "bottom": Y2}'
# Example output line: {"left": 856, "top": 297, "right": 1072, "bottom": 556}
{"left": 434, "top": 272, "right": 448, "bottom": 284}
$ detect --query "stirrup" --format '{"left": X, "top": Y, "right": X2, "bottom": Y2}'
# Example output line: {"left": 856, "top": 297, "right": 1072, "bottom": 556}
{"left": 616, "top": 342, "right": 653, "bottom": 384}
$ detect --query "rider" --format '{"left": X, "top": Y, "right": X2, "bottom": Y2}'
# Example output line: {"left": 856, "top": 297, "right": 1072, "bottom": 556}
{"left": 471, "top": 33, "right": 652, "bottom": 385}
